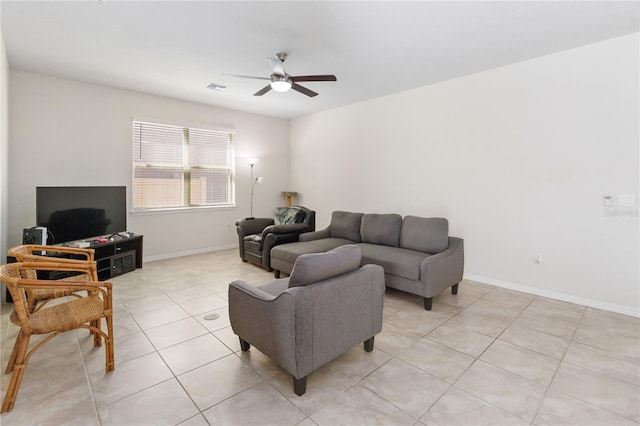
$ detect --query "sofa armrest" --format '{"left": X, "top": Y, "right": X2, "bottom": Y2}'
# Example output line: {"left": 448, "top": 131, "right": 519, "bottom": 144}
{"left": 258, "top": 224, "right": 312, "bottom": 270}
{"left": 263, "top": 223, "right": 309, "bottom": 237}
{"left": 229, "top": 280, "right": 278, "bottom": 301}
{"left": 299, "top": 227, "right": 331, "bottom": 242}
{"left": 236, "top": 218, "right": 274, "bottom": 237}
{"left": 229, "top": 281, "right": 310, "bottom": 376}
{"left": 419, "top": 237, "right": 464, "bottom": 297}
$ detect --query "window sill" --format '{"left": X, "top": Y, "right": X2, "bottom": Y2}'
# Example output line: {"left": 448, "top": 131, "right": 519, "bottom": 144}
{"left": 130, "top": 205, "right": 236, "bottom": 216}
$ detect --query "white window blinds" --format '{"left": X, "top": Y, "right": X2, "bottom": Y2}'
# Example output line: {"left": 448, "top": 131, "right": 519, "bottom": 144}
{"left": 133, "top": 121, "right": 234, "bottom": 210}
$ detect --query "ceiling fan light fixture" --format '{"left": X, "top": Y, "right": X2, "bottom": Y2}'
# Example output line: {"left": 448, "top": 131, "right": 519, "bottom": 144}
{"left": 270, "top": 75, "right": 292, "bottom": 92}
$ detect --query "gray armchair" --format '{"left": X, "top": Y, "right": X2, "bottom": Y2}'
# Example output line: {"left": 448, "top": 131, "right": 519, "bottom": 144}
{"left": 236, "top": 206, "right": 315, "bottom": 271}
{"left": 228, "top": 245, "right": 384, "bottom": 396}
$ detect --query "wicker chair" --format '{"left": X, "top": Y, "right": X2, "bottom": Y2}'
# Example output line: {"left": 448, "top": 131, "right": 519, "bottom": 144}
{"left": 5, "top": 246, "right": 100, "bottom": 375}
{"left": 7, "top": 245, "right": 98, "bottom": 310}
{"left": 0, "top": 262, "right": 114, "bottom": 413}
{"left": 8, "top": 244, "right": 97, "bottom": 279}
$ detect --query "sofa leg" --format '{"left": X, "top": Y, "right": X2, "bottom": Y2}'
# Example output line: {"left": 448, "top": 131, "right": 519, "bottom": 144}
{"left": 364, "top": 337, "right": 374, "bottom": 352}
{"left": 452, "top": 283, "right": 459, "bottom": 295}
{"left": 274, "top": 270, "right": 281, "bottom": 278}
{"left": 293, "top": 375, "right": 307, "bottom": 396}
{"left": 239, "top": 337, "right": 250, "bottom": 352}
{"left": 423, "top": 297, "right": 433, "bottom": 311}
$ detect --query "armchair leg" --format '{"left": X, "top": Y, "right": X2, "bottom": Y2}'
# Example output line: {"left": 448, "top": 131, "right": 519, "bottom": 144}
{"left": 451, "top": 283, "right": 459, "bottom": 295}
{"left": 364, "top": 337, "right": 375, "bottom": 352}
{"left": 239, "top": 337, "right": 250, "bottom": 352}
{"left": 1, "top": 333, "right": 30, "bottom": 413}
{"left": 92, "top": 319, "right": 102, "bottom": 347}
{"left": 5, "top": 330, "right": 23, "bottom": 374}
{"left": 293, "top": 375, "right": 307, "bottom": 396}
{"left": 423, "top": 297, "right": 432, "bottom": 311}
{"left": 105, "top": 313, "right": 115, "bottom": 372}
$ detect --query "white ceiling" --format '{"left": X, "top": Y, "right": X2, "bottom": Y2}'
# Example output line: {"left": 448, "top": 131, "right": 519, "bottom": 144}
{"left": 2, "top": 1, "right": 639, "bottom": 119}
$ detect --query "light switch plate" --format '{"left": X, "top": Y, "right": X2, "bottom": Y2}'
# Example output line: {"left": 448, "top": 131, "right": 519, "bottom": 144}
{"left": 618, "top": 194, "right": 635, "bottom": 207}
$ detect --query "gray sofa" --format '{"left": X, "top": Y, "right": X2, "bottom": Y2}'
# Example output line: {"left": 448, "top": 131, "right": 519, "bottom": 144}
{"left": 229, "top": 245, "right": 384, "bottom": 396}
{"left": 271, "top": 211, "right": 464, "bottom": 310}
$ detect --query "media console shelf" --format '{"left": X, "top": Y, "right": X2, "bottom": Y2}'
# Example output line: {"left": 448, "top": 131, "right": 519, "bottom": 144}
{"left": 62, "top": 233, "right": 143, "bottom": 281}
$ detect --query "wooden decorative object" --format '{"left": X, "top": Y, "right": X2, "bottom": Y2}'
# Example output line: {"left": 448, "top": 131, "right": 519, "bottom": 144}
{"left": 281, "top": 191, "right": 298, "bottom": 207}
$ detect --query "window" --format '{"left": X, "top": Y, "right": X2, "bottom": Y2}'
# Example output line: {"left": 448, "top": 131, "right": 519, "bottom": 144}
{"left": 132, "top": 120, "right": 234, "bottom": 210}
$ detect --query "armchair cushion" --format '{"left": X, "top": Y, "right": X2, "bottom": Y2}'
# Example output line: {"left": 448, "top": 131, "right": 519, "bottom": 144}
{"left": 329, "top": 211, "right": 364, "bottom": 242}
{"left": 289, "top": 245, "right": 361, "bottom": 288}
{"left": 400, "top": 216, "right": 449, "bottom": 254}
{"left": 243, "top": 236, "right": 263, "bottom": 251}
{"left": 361, "top": 213, "right": 403, "bottom": 247}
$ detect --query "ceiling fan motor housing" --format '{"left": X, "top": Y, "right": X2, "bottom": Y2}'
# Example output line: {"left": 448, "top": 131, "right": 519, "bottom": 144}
{"left": 224, "top": 52, "right": 336, "bottom": 97}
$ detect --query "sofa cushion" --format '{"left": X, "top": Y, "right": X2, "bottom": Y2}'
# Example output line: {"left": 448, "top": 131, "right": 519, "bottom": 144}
{"left": 272, "top": 238, "right": 353, "bottom": 265}
{"left": 400, "top": 216, "right": 449, "bottom": 254}
{"left": 361, "top": 213, "right": 402, "bottom": 247}
{"left": 359, "top": 243, "right": 429, "bottom": 281}
{"left": 329, "top": 211, "right": 364, "bottom": 242}
{"left": 289, "top": 245, "right": 361, "bottom": 288}
{"left": 274, "top": 207, "right": 306, "bottom": 225}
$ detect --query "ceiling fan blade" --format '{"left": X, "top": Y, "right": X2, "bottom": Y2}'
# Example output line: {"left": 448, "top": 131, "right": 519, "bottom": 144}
{"left": 291, "top": 83, "right": 318, "bottom": 97}
{"left": 253, "top": 85, "right": 272, "bottom": 96}
{"left": 291, "top": 75, "right": 337, "bottom": 82}
{"left": 268, "top": 57, "right": 286, "bottom": 76}
{"left": 223, "top": 73, "right": 270, "bottom": 81}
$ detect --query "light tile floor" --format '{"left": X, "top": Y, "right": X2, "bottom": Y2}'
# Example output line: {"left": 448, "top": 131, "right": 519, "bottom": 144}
{"left": 1, "top": 249, "right": 639, "bottom": 425}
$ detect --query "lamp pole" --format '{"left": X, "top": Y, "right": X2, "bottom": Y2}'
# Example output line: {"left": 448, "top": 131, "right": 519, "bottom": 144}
{"left": 250, "top": 162, "right": 255, "bottom": 218}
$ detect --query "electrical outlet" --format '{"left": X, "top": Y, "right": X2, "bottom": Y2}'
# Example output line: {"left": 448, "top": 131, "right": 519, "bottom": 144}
{"left": 534, "top": 253, "right": 543, "bottom": 264}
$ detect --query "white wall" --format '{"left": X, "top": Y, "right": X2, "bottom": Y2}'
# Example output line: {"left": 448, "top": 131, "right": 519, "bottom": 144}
{"left": 1, "top": 33, "right": 9, "bottom": 301}
{"left": 8, "top": 71, "right": 289, "bottom": 259}
{"left": 290, "top": 34, "right": 639, "bottom": 315}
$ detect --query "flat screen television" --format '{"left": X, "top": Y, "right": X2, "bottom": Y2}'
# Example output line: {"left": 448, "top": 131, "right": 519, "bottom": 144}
{"left": 36, "top": 186, "right": 127, "bottom": 244}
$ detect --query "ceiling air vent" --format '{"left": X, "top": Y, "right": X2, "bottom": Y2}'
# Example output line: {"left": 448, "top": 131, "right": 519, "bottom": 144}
{"left": 205, "top": 82, "right": 228, "bottom": 92}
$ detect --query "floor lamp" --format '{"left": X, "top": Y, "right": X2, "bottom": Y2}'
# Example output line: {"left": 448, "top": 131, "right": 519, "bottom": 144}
{"left": 248, "top": 158, "right": 264, "bottom": 219}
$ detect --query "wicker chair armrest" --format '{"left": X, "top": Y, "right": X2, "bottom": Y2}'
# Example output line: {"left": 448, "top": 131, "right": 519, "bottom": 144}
{"left": 10, "top": 245, "right": 95, "bottom": 261}
{"left": 20, "top": 260, "right": 97, "bottom": 273}
{"left": 18, "top": 279, "right": 112, "bottom": 291}
{"left": 20, "top": 254, "right": 95, "bottom": 264}
{"left": 21, "top": 261, "right": 97, "bottom": 280}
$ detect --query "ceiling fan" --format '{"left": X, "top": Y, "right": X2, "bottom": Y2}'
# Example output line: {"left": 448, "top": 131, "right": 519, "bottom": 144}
{"left": 224, "top": 53, "right": 337, "bottom": 97}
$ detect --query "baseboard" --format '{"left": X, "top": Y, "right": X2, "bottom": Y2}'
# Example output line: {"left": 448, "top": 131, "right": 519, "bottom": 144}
{"left": 464, "top": 273, "right": 640, "bottom": 318}
{"left": 144, "top": 244, "right": 237, "bottom": 263}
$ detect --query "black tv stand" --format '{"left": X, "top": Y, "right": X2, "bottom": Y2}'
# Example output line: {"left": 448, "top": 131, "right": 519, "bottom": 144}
{"left": 4, "top": 233, "right": 143, "bottom": 302}
{"left": 59, "top": 232, "right": 143, "bottom": 281}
